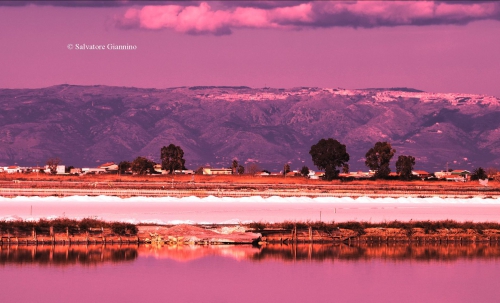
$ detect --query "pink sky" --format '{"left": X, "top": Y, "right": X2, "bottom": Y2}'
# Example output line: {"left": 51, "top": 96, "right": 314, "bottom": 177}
{"left": 1, "top": 1, "right": 500, "bottom": 97}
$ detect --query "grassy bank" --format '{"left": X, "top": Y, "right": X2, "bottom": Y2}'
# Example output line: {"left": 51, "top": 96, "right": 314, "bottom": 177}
{"left": 2, "top": 172, "right": 498, "bottom": 187}
{"left": 248, "top": 219, "right": 500, "bottom": 234}
{"left": 0, "top": 218, "right": 137, "bottom": 236}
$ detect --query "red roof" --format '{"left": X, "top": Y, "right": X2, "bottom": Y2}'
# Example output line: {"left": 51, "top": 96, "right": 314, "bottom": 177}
{"left": 7, "top": 166, "right": 18, "bottom": 169}
{"left": 413, "top": 170, "right": 430, "bottom": 175}
{"left": 98, "top": 162, "right": 115, "bottom": 168}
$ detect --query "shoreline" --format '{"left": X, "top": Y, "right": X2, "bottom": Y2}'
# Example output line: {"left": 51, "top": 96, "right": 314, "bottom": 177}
{"left": 1, "top": 179, "right": 499, "bottom": 198}
{"left": 2, "top": 220, "right": 500, "bottom": 246}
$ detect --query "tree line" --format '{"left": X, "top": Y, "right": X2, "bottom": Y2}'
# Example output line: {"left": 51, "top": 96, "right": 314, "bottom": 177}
{"left": 41, "top": 140, "right": 489, "bottom": 181}
{"left": 309, "top": 138, "right": 413, "bottom": 181}
{"left": 309, "top": 138, "right": 488, "bottom": 181}
{"left": 116, "top": 144, "right": 187, "bottom": 175}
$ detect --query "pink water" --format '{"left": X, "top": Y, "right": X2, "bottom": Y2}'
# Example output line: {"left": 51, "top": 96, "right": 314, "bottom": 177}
{"left": 1, "top": 244, "right": 499, "bottom": 303}
{"left": 1, "top": 196, "right": 499, "bottom": 224}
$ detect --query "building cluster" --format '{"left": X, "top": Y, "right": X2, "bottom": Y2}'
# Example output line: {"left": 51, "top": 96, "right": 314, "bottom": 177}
{"left": 0, "top": 164, "right": 480, "bottom": 182}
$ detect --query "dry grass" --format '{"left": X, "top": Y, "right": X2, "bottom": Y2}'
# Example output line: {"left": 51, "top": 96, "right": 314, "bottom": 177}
{"left": 0, "top": 218, "right": 138, "bottom": 235}
{"left": 2, "top": 172, "right": 497, "bottom": 187}
{"left": 248, "top": 220, "right": 500, "bottom": 235}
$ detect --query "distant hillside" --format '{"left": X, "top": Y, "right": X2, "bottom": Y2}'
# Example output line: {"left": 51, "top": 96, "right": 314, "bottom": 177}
{"left": 1, "top": 85, "right": 499, "bottom": 172}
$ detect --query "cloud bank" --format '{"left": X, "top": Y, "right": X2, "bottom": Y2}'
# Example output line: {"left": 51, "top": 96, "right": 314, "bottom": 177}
{"left": 115, "top": 1, "right": 500, "bottom": 35}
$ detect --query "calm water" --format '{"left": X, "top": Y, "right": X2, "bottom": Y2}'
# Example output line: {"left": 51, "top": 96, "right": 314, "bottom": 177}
{"left": 1, "top": 243, "right": 499, "bottom": 303}
{"left": 2, "top": 195, "right": 500, "bottom": 224}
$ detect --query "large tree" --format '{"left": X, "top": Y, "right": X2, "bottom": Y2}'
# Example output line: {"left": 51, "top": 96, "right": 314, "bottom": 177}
{"left": 160, "top": 144, "right": 186, "bottom": 174}
{"left": 300, "top": 166, "right": 310, "bottom": 177}
{"left": 365, "top": 142, "right": 396, "bottom": 179}
{"left": 46, "top": 157, "right": 61, "bottom": 174}
{"left": 471, "top": 167, "right": 487, "bottom": 180}
{"left": 118, "top": 161, "right": 131, "bottom": 174}
{"left": 396, "top": 155, "right": 416, "bottom": 181}
{"left": 247, "top": 163, "right": 261, "bottom": 175}
{"left": 309, "top": 138, "right": 350, "bottom": 181}
{"left": 237, "top": 165, "right": 245, "bottom": 175}
{"left": 131, "top": 157, "right": 155, "bottom": 175}
{"left": 283, "top": 163, "right": 291, "bottom": 175}
{"left": 231, "top": 160, "right": 239, "bottom": 174}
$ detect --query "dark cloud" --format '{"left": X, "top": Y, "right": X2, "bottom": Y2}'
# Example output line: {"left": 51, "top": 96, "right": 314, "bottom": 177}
{"left": 0, "top": 0, "right": 200, "bottom": 7}
{"left": 114, "top": 1, "right": 500, "bottom": 35}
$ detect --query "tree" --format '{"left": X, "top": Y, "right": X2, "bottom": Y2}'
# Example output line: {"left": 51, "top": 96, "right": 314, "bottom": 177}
{"left": 231, "top": 160, "right": 239, "bottom": 174}
{"left": 485, "top": 167, "right": 499, "bottom": 178}
{"left": 237, "top": 165, "right": 245, "bottom": 175}
{"left": 309, "top": 138, "right": 350, "bottom": 181}
{"left": 46, "top": 157, "right": 61, "bottom": 174}
{"left": 342, "top": 164, "right": 349, "bottom": 174}
{"left": 365, "top": 142, "right": 396, "bottom": 179}
{"left": 118, "top": 161, "right": 131, "bottom": 174}
{"left": 471, "top": 167, "right": 487, "bottom": 180}
{"left": 131, "top": 157, "right": 155, "bottom": 175}
{"left": 283, "top": 163, "right": 291, "bottom": 175}
{"left": 161, "top": 144, "right": 186, "bottom": 174}
{"left": 195, "top": 166, "right": 204, "bottom": 175}
{"left": 396, "top": 155, "right": 415, "bottom": 181}
{"left": 300, "top": 166, "right": 310, "bottom": 177}
{"left": 248, "top": 163, "right": 261, "bottom": 175}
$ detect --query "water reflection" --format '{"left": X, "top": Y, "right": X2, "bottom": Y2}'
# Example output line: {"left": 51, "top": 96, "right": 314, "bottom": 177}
{"left": 2, "top": 243, "right": 499, "bottom": 266}
{"left": 253, "top": 243, "right": 500, "bottom": 262}
{"left": 0, "top": 244, "right": 138, "bottom": 266}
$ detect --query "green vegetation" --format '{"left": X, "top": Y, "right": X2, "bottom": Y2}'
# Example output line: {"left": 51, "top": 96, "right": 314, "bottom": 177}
{"left": 471, "top": 167, "right": 487, "bottom": 180}
{"left": 300, "top": 166, "right": 309, "bottom": 177}
{"left": 0, "top": 218, "right": 138, "bottom": 235}
{"left": 160, "top": 144, "right": 186, "bottom": 174}
{"left": 237, "top": 165, "right": 245, "bottom": 175}
{"left": 248, "top": 219, "right": 500, "bottom": 236}
{"left": 365, "top": 141, "right": 396, "bottom": 179}
{"left": 46, "top": 157, "right": 61, "bottom": 174}
{"left": 396, "top": 155, "right": 416, "bottom": 181}
{"left": 309, "top": 138, "right": 350, "bottom": 180}
{"left": 131, "top": 156, "right": 155, "bottom": 175}
{"left": 118, "top": 161, "right": 131, "bottom": 174}
{"left": 283, "top": 163, "right": 291, "bottom": 175}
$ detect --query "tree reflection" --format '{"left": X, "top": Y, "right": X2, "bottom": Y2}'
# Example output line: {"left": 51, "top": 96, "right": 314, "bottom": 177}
{"left": 2, "top": 243, "right": 499, "bottom": 266}
{"left": 251, "top": 243, "right": 500, "bottom": 262}
{"left": 0, "top": 245, "right": 137, "bottom": 266}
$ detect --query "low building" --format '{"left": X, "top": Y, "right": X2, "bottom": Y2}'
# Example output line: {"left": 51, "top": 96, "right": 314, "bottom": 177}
{"left": 435, "top": 170, "right": 470, "bottom": 180}
{"left": 82, "top": 168, "right": 106, "bottom": 174}
{"left": 202, "top": 167, "right": 233, "bottom": 175}
{"left": 56, "top": 165, "right": 66, "bottom": 174}
{"left": 70, "top": 168, "right": 82, "bottom": 174}
{"left": 99, "top": 162, "right": 119, "bottom": 172}
{"left": 171, "top": 169, "right": 194, "bottom": 174}
{"left": 412, "top": 170, "right": 432, "bottom": 179}
{"left": 450, "top": 170, "right": 471, "bottom": 176}
{"left": 31, "top": 166, "right": 45, "bottom": 173}
{"left": 341, "top": 171, "right": 374, "bottom": 179}
{"left": 6, "top": 166, "right": 20, "bottom": 174}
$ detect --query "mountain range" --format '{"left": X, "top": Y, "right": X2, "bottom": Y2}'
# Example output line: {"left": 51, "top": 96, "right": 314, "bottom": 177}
{"left": 1, "top": 85, "right": 499, "bottom": 172}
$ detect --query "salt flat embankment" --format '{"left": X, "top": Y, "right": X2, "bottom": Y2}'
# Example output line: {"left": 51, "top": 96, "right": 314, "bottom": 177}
{"left": 0, "top": 180, "right": 499, "bottom": 198}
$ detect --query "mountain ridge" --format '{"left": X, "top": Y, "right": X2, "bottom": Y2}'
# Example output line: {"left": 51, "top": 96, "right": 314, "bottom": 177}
{"left": 1, "top": 85, "right": 499, "bottom": 172}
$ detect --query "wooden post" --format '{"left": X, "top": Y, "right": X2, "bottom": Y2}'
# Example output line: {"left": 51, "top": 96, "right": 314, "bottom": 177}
{"left": 293, "top": 225, "right": 297, "bottom": 244}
